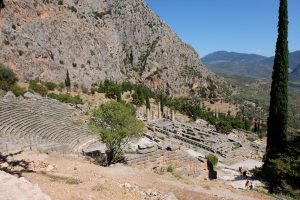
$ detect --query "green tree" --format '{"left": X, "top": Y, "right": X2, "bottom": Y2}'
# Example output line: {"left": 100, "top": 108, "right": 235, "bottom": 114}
{"left": 264, "top": 0, "right": 289, "bottom": 192}
{"left": 89, "top": 101, "right": 144, "bottom": 165}
{"left": 64, "top": 69, "right": 71, "bottom": 91}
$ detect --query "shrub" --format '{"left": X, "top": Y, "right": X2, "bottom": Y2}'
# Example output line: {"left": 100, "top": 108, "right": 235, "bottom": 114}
{"left": 0, "top": 81, "right": 10, "bottom": 91}
{"left": 47, "top": 93, "right": 83, "bottom": 104}
{"left": 167, "top": 165, "right": 174, "bottom": 173}
{"left": 44, "top": 82, "right": 57, "bottom": 91}
{"left": 29, "top": 81, "right": 48, "bottom": 96}
{"left": 215, "top": 120, "right": 232, "bottom": 134}
{"left": 10, "top": 84, "right": 26, "bottom": 96}
{"left": 0, "top": 64, "right": 18, "bottom": 85}
{"left": 205, "top": 154, "right": 218, "bottom": 167}
{"left": 58, "top": 82, "right": 65, "bottom": 89}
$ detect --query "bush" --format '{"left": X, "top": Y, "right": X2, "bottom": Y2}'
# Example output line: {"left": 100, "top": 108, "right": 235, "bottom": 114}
{"left": 0, "top": 64, "right": 18, "bottom": 85}
{"left": 215, "top": 120, "right": 233, "bottom": 134}
{"left": 205, "top": 154, "right": 218, "bottom": 167}
{"left": 10, "top": 84, "right": 26, "bottom": 96}
{"left": 29, "top": 81, "right": 48, "bottom": 96}
{"left": 58, "top": 82, "right": 65, "bottom": 89}
{"left": 44, "top": 82, "right": 57, "bottom": 91}
{"left": 47, "top": 93, "right": 83, "bottom": 104}
{"left": 0, "top": 81, "right": 11, "bottom": 91}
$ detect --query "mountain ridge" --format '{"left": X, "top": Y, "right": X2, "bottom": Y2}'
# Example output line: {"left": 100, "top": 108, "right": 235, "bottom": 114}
{"left": 202, "top": 50, "right": 300, "bottom": 80}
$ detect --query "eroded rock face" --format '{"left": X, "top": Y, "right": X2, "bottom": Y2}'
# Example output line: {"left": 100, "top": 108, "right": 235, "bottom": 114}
{"left": 0, "top": 0, "right": 226, "bottom": 96}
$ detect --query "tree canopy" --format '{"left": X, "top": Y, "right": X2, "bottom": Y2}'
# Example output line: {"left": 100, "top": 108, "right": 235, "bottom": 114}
{"left": 89, "top": 101, "right": 144, "bottom": 165}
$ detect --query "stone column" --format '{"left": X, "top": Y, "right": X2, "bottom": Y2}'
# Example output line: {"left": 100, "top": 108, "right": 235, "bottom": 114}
{"left": 166, "top": 108, "right": 170, "bottom": 119}
{"left": 158, "top": 102, "right": 161, "bottom": 119}
{"left": 171, "top": 110, "right": 175, "bottom": 121}
{"left": 146, "top": 108, "right": 150, "bottom": 121}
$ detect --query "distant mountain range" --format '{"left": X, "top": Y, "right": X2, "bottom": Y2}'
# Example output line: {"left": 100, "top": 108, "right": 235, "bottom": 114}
{"left": 202, "top": 50, "right": 300, "bottom": 81}
{"left": 290, "top": 64, "right": 300, "bottom": 82}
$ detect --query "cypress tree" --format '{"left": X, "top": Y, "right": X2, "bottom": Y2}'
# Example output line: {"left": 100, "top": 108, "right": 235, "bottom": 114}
{"left": 0, "top": 0, "right": 5, "bottom": 12}
{"left": 65, "top": 69, "right": 71, "bottom": 91}
{"left": 65, "top": 70, "right": 71, "bottom": 87}
{"left": 264, "top": 0, "right": 289, "bottom": 192}
{"left": 145, "top": 92, "right": 151, "bottom": 110}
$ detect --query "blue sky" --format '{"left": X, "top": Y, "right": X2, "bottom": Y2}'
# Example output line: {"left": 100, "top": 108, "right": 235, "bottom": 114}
{"left": 144, "top": 0, "right": 300, "bottom": 57}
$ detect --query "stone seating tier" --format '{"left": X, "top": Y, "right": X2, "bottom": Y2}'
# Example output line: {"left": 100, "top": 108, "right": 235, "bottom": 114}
{"left": 0, "top": 98, "right": 102, "bottom": 153}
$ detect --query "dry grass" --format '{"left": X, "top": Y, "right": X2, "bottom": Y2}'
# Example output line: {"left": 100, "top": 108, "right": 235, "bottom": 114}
{"left": 38, "top": 171, "right": 82, "bottom": 184}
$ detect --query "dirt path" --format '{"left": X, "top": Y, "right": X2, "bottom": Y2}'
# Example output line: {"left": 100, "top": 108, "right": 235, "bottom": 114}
{"left": 2, "top": 151, "right": 274, "bottom": 200}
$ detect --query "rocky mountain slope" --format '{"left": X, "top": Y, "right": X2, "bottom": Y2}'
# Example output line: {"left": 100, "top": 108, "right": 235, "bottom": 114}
{"left": 0, "top": 0, "right": 224, "bottom": 96}
{"left": 290, "top": 64, "right": 300, "bottom": 82}
{"left": 202, "top": 50, "right": 300, "bottom": 79}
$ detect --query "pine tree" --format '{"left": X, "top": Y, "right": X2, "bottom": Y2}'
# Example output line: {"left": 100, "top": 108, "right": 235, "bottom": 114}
{"left": 264, "top": 0, "right": 289, "bottom": 192}
{"left": 65, "top": 69, "right": 71, "bottom": 92}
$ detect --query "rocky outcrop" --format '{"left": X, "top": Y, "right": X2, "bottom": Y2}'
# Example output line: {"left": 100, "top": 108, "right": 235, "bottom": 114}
{"left": 0, "top": 0, "right": 227, "bottom": 96}
{"left": 0, "top": 170, "right": 51, "bottom": 200}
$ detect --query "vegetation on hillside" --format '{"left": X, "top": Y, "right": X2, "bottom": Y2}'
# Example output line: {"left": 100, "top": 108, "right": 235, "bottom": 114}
{"left": 0, "top": 64, "right": 18, "bottom": 85}
{"left": 0, "top": 64, "right": 27, "bottom": 97}
{"left": 94, "top": 80, "right": 249, "bottom": 134}
{"left": 89, "top": 101, "right": 144, "bottom": 165}
{"left": 47, "top": 93, "right": 83, "bottom": 104}
{"left": 29, "top": 80, "right": 48, "bottom": 96}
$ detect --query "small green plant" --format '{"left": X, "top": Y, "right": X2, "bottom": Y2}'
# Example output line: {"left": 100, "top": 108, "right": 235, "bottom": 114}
{"left": 205, "top": 154, "right": 218, "bottom": 167}
{"left": 167, "top": 165, "right": 174, "bottom": 173}
{"left": 158, "top": 136, "right": 165, "bottom": 141}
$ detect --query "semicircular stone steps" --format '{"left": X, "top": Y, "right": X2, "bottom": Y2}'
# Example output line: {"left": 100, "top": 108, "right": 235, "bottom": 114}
{"left": 0, "top": 97, "right": 103, "bottom": 153}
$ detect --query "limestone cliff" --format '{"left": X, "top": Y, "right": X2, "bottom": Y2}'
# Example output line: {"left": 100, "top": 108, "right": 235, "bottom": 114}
{"left": 0, "top": 0, "right": 227, "bottom": 96}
